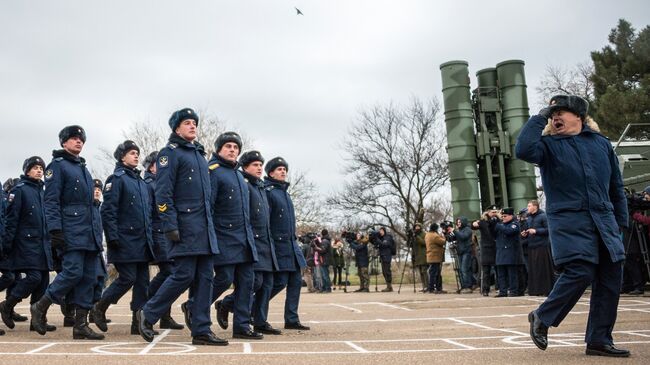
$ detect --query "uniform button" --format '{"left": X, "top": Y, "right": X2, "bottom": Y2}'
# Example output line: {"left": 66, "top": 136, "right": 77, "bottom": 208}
{"left": 27, "top": 234, "right": 31, "bottom": 237}
{"left": 187, "top": 208, "right": 191, "bottom": 212}
{"left": 76, "top": 179, "right": 79, "bottom": 183}
{"left": 130, "top": 226, "right": 134, "bottom": 230}
{"left": 191, "top": 169, "right": 194, "bottom": 172}
{"left": 279, "top": 215, "right": 282, "bottom": 218}
{"left": 229, "top": 224, "right": 233, "bottom": 227}
{"left": 189, "top": 177, "right": 192, "bottom": 180}
{"left": 229, "top": 196, "right": 232, "bottom": 199}
{"left": 74, "top": 188, "right": 78, "bottom": 191}
{"left": 255, "top": 234, "right": 259, "bottom": 238}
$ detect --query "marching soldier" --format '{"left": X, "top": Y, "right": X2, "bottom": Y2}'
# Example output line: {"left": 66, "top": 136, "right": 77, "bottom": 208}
{"left": 91, "top": 141, "right": 155, "bottom": 335}
{"left": 207, "top": 133, "right": 261, "bottom": 340}
{"left": 88, "top": 179, "right": 110, "bottom": 327}
{"left": 265, "top": 157, "right": 310, "bottom": 330}
{"left": 143, "top": 151, "right": 184, "bottom": 330}
{"left": 136, "top": 108, "right": 223, "bottom": 346}
{"left": 31, "top": 125, "right": 105, "bottom": 340}
{"left": 0, "top": 157, "right": 54, "bottom": 332}
{"left": 220, "top": 150, "right": 281, "bottom": 335}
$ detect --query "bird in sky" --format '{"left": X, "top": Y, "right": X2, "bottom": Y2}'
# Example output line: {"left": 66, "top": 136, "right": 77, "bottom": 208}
{"left": 295, "top": 7, "right": 303, "bottom": 15}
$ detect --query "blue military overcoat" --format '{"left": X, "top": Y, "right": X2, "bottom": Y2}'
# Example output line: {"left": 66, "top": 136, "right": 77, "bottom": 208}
{"left": 155, "top": 134, "right": 219, "bottom": 258}
{"left": 264, "top": 177, "right": 307, "bottom": 272}
{"left": 44, "top": 150, "right": 103, "bottom": 252}
{"left": 144, "top": 171, "right": 171, "bottom": 263}
{"left": 495, "top": 220, "right": 524, "bottom": 266}
{"left": 515, "top": 115, "right": 628, "bottom": 266}
{"left": 243, "top": 170, "right": 278, "bottom": 272}
{"left": 2, "top": 176, "right": 53, "bottom": 271}
{"left": 208, "top": 154, "right": 257, "bottom": 266}
{"left": 101, "top": 163, "right": 154, "bottom": 263}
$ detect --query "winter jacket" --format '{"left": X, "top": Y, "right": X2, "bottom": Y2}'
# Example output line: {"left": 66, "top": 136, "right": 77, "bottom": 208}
{"left": 242, "top": 171, "right": 278, "bottom": 272}
{"left": 413, "top": 231, "right": 427, "bottom": 266}
{"left": 472, "top": 216, "right": 498, "bottom": 265}
{"left": 525, "top": 210, "right": 550, "bottom": 249}
{"left": 495, "top": 219, "right": 524, "bottom": 265}
{"left": 144, "top": 171, "right": 172, "bottom": 263}
{"left": 515, "top": 115, "right": 628, "bottom": 265}
{"left": 425, "top": 231, "right": 446, "bottom": 264}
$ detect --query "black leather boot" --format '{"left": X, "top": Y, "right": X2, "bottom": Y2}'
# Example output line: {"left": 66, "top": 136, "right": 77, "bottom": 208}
{"left": 61, "top": 302, "right": 75, "bottom": 327}
{"left": 30, "top": 295, "right": 53, "bottom": 335}
{"left": 131, "top": 312, "right": 159, "bottom": 335}
{"left": 160, "top": 309, "right": 184, "bottom": 330}
{"left": 89, "top": 298, "right": 110, "bottom": 332}
{"left": 0, "top": 296, "right": 21, "bottom": 329}
{"left": 73, "top": 308, "right": 105, "bottom": 340}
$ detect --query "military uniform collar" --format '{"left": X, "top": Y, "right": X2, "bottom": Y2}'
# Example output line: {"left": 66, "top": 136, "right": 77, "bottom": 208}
{"left": 241, "top": 170, "right": 261, "bottom": 185}
{"left": 52, "top": 149, "right": 85, "bottom": 164}
{"left": 19, "top": 175, "right": 43, "bottom": 188}
{"left": 264, "top": 176, "right": 290, "bottom": 190}
{"left": 168, "top": 133, "right": 206, "bottom": 155}
{"left": 212, "top": 153, "right": 238, "bottom": 169}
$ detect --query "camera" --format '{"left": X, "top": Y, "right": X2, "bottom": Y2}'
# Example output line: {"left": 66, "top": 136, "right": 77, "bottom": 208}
{"left": 626, "top": 190, "right": 650, "bottom": 212}
{"left": 342, "top": 230, "right": 357, "bottom": 243}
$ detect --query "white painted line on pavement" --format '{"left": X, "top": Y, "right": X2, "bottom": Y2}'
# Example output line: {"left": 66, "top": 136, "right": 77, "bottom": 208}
{"left": 443, "top": 339, "right": 476, "bottom": 350}
{"left": 139, "top": 329, "right": 171, "bottom": 355}
{"left": 365, "top": 302, "right": 414, "bottom": 311}
{"left": 344, "top": 341, "right": 369, "bottom": 353}
{"left": 243, "top": 342, "right": 252, "bottom": 354}
{"left": 26, "top": 343, "right": 57, "bottom": 354}
{"left": 329, "top": 303, "right": 363, "bottom": 313}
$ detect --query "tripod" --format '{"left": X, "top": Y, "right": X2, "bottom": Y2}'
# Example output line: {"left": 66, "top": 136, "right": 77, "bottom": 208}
{"left": 448, "top": 244, "right": 462, "bottom": 294}
{"left": 398, "top": 237, "right": 417, "bottom": 294}
{"left": 369, "top": 254, "right": 380, "bottom": 292}
{"left": 626, "top": 220, "right": 650, "bottom": 280}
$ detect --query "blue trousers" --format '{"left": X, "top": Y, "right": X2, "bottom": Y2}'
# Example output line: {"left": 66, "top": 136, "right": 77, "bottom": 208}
{"left": 496, "top": 265, "right": 518, "bottom": 295}
{"left": 427, "top": 263, "right": 442, "bottom": 292}
{"left": 536, "top": 241, "right": 623, "bottom": 346}
{"left": 270, "top": 269, "right": 302, "bottom": 324}
{"left": 46, "top": 250, "right": 98, "bottom": 310}
{"left": 458, "top": 252, "right": 473, "bottom": 289}
{"left": 101, "top": 262, "right": 150, "bottom": 312}
{"left": 142, "top": 255, "right": 213, "bottom": 337}
{"left": 148, "top": 262, "right": 174, "bottom": 298}
{"left": 211, "top": 263, "right": 254, "bottom": 333}
{"left": 223, "top": 271, "right": 274, "bottom": 327}
{"left": 11, "top": 270, "right": 49, "bottom": 304}
{"left": 320, "top": 266, "right": 331, "bottom": 291}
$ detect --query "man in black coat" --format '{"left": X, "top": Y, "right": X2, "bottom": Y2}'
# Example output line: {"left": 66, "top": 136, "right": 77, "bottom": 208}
{"left": 375, "top": 227, "right": 394, "bottom": 292}
{"left": 472, "top": 205, "right": 499, "bottom": 296}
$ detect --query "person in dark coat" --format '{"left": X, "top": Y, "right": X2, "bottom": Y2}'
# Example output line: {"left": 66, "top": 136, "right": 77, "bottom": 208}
{"left": 375, "top": 227, "right": 395, "bottom": 292}
{"left": 88, "top": 179, "right": 110, "bottom": 326}
{"left": 425, "top": 223, "right": 447, "bottom": 293}
{"left": 523, "top": 200, "right": 555, "bottom": 296}
{"left": 331, "top": 238, "right": 345, "bottom": 290}
{"left": 206, "top": 132, "right": 261, "bottom": 340}
{"left": 221, "top": 150, "right": 282, "bottom": 335}
{"left": 348, "top": 233, "right": 370, "bottom": 292}
{"left": 91, "top": 141, "right": 155, "bottom": 335}
{"left": 449, "top": 217, "right": 474, "bottom": 293}
{"left": 626, "top": 186, "right": 650, "bottom": 295}
{"left": 0, "top": 157, "right": 54, "bottom": 332}
{"left": 413, "top": 223, "right": 429, "bottom": 292}
{"left": 494, "top": 208, "right": 522, "bottom": 297}
{"left": 265, "top": 157, "right": 310, "bottom": 330}
{"left": 30, "top": 126, "right": 104, "bottom": 340}
{"left": 313, "top": 229, "right": 332, "bottom": 292}
{"left": 136, "top": 108, "right": 223, "bottom": 346}
{"left": 142, "top": 151, "right": 184, "bottom": 330}
{"left": 516, "top": 95, "right": 630, "bottom": 357}
{"left": 472, "top": 206, "right": 499, "bottom": 296}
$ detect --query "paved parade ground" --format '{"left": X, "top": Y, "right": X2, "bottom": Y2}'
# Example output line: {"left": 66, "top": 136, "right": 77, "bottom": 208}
{"left": 0, "top": 287, "right": 648, "bottom": 364}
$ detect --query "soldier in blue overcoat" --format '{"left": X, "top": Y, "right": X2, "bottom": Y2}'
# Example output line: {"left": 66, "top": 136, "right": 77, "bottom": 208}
{"left": 142, "top": 151, "right": 183, "bottom": 330}
{"left": 265, "top": 157, "right": 309, "bottom": 330}
{"left": 516, "top": 95, "right": 630, "bottom": 357}
{"left": 91, "top": 141, "right": 155, "bottom": 335}
{"left": 30, "top": 126, "right": 104, "bottom": 340}
{"left": 136, "top": 108, "right": 224, "bottom": 346}
{"left": 220, "top": 151, "right": 281, "bottom": 335}
{"left": 0, "top": 157, "right": 54, "bottom": 332}
{"left": 205, "top": 133, "right": 261, "bottom": 340}
{"left": 494, "top": 207, "right": 522, "bottom": 297}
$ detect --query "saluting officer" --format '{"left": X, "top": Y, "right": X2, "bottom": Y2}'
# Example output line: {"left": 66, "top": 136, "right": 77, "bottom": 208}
{"left": 220, "top": 151, "right": 281, "bottom": 335}
{"left": 136, "top": 108, "right": 223, "bottom": 346}
{"left": 0, "top": 157, "right": 54, "bottom": 332}
{"left": 265, "top": 157, "right": 310, "bottom": 330}
{"left": 142, "top": 151, "right": 184, "bottom": 330}
{"left": 31, "top": 125, "right": 104, "bottom": 340}
{"left": 91, "top": 141, "right": 155, "bottom": 335}
{"left": 206, "top": 133, "right": 261, "bottom": 340}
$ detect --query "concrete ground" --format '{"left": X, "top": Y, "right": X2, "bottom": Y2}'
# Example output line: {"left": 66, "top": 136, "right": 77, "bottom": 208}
{"left": 0, "top": 287, "right": 648, "bottom": 364}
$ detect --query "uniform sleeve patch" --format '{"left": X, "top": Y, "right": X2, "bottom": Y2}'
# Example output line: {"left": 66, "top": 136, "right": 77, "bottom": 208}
{"left": 45, "top": 169, "right": 54, "bottom": 179}
{"left": 209, "top": 163, "right": 220, "bottom": 170}
{"left": 8, "top": 193, "right": 15, "bottom": 203}
{"left": 159, "top": 156, "right": 169, "bottom": 167}
{"left": 158, "top": 203, "right": 168, "bottom": 212}
{"left": 105, "top": 182, "right": 112, "bottom": 192}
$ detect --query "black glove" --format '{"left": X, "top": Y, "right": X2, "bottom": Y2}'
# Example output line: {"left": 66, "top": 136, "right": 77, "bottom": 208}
{"left": 539, "top": 106, "right": 552, "bottom": 119}
{"left": 165, "top": 230, "right": 181, "bottom": 243}
{"left": 107, "top": 240, "right": 120, "bottom": 250}
{"left": 50, "top": 230, "right": 66, "bottom": 250}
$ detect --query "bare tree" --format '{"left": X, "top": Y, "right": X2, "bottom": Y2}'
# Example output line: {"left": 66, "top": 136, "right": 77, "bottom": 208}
{"left": 288, "top": 170, "right": 329, "bottom": 232}
{"left": 535, "top": 61, "right": 595, "bottom": 107}
{"left": 328, "top": 98, "right": 449, "bottom": 246}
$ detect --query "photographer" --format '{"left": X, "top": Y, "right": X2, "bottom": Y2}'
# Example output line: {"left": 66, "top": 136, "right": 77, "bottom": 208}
{"left": 412, "top": 224, "right": 429, "bottom": 292}
{"left": 374, "top": 227, "right": 395, "bottom": 292}
{"left": 626, "top": 186, "right": 650, "bottom": 295}
{"left": 425, "top": 223, "right": 446, "bottom": 293}
{"left": 313, "top": 230, "right": 332, "bottom": 293}
{"left": 448, "top": 217, "right": 474, "bottom": 294}
{"left": 347, "top": 232, "right": 370, "bottom": 292}
{"left": 472, "top": 206, "right": 499, "bottom": 296}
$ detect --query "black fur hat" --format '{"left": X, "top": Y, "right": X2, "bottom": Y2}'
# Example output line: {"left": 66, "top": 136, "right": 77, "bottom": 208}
{"left": 239, "top": 150, "right": 264, "bottom": 167}
{"left": 214, "top": 131, "right": 242, "bottom": 153}
{"left": 143, "top": 151, "right": 158, "bottom": 171}
{"left": 113, "top": 140, "right": 140, "bottom": 161}
{"left": 549, "top": 95, "right": 589, "bottom": 120}
{"left": 93, "top": 178, "right": 103, "bottom": 190}
{"left": 169, "top": 108, "right": 199, "bottom": 131}
{"left": 22, "top": 156, "right": 46, "bottom": 175}
{"left": 58, "top": 125, "right": 86, "bottom": 146}
{"left": 265, "top": 156, "right": 288, "bottom": 175}
{"left": 502, "top": 207, "right": 515, "bottom": 215}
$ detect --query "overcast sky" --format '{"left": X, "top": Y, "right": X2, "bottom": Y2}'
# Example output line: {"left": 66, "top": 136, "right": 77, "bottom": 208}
{"left": 1, "top": 0, "right": 649, "bottom": 194}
